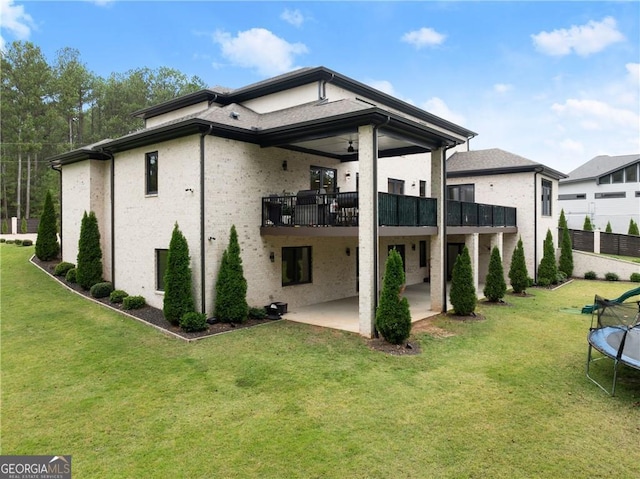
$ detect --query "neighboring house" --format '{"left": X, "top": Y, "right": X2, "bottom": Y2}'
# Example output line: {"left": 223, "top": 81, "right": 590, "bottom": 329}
{"left": 49, "top": 66, "right": 522, "bottom": 338}
{"left": 558, "top": 154, "right": 640, "bottom": 233}
{"left": 447, "top": 148, "right": 567, "bottom": 283}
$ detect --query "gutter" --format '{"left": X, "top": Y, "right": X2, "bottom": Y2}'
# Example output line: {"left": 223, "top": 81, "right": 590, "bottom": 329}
{"left": 51, "top": 164, "right": 63, "bottom": 257}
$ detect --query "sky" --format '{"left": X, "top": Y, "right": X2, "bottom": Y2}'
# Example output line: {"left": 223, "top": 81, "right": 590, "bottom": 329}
{"left": 1, "top": 0, "right": 639, "bottom": 175}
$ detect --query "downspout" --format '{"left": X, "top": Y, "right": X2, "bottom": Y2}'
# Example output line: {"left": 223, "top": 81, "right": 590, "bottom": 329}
{"left": 52, "top": 164, "right": 63, "bottom": 257}
{"left": 533, "top": 167, "right": 542, "bottom": 283}
{"left": 104, "top": 149, "right": 115, "bottom": 287}
{"left": 200, "top": 125, "right": 214, "bottom": 314}
{"left": 441, "top": 142, "right": 457, "bottom": 313}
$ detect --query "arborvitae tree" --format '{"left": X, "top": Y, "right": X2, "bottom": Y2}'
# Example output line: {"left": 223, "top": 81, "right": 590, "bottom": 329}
{"left": 509, "top": 237, "right": 529, "bottom": 294}
{"left": 558, "top": 209, "right": 567, "bottom": 229}
{"left": 76, "top": 211, "right": 103, "bottom": 290}
{"left": 628, "top": 219, "right": 639, "bottom": 236}
{"left": 605, "top": 221, "right": 612, "bottom": 233}
{"left": 583, "top": 216, "right": 593, "bottom": 231}
{"left": 483, "top": 246, "right": 506, "bottom": 302}
{"left": 1, "top": 218, "right": 7, "bottom": 234}
{"left": 214, "top": 225, "right": 248, "bottom": 323}
{"left": 537, "top": 229, "right": 558, "bottom": 286}
{"left": 450, "top": 246, "right": 476, "bottom": 315}
{"left": 163, "top": 223, "right": 194, "bottom": 325}
{"left": 35, "top": 190, "right": 60, "bottom": 260}
{"left": 20, "top": 217, "right": 27, "bottom": 233}
{"left": 558, "top": 224, "right": 574, "bottom": 277}
{"left": 375, "top": 248, "right": 411, "bottom": 344}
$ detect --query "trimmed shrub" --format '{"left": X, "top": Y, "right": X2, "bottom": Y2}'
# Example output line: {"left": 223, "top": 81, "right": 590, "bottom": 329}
{"left": 0, "top": 238, "right": 5, "bottom": 243}
{"left": 375, "top": 248, "right": 411, "bottom": 344}
{"left": 583, "top": 216, "right": 593, "bottom": 231}
{"left": 76, "top": 211, "right": 103, "bottom": 290}
{"left": 35, "top": 190, "right": 60, "bottom": 261}
{"left": 180, "top": 312, "right": 208, "bottom": 332}
{"left": 214, "top": 225, "right": 249, "bottom": 323}
{"left": 558, "top": 209, "right": 567, "bottom": 229}
{"left": 509, "top": 237, "right": 530, "bottom": 294}
{"left": 54, "top": 261, "right": 75, "bottom": 276}
{"left": 5, "top": 239, "right": 14, "bottom": 244}
{"left": 556, "top": 271, "right": 567, "bottom": 284}
{"left": 628, "top": 219, "right": 639, "bottom": 236}
{"left": 109, "top": 289, "right": 129, "bottom": 304}
{"left": 584, "top": 271, "right": 597, "bottom": 280}
{"left": 90, "top": 282, "right": 114, "bottom": 298}
{"left": 21, "top": 239, "right": 33, "bottom": 246}
{"left": 123, "top": 295, "right": 146, "bottom": 310}
{"left": 20, "top": 217, "right": 27, "bottom": 234}
{"left": 163, "top": 223, "right": 194, "bottom": 325}
{"left": 605, "top": 221, "right": 612, "bottom": 233}
{"left": 65, "top": 268, "right": 77, "bottom": 283}
{"left": 248, "top": 307, "right": 267, "bottom": 319}
{"left": 605, "top": 272, "right": 619, "bottom": 282}
{"left": 14, "top": 239, "right": 22, "bottom": 245}
{"left": 537, "top": 229, "right": 558, "bottom": 285}
{"left": 630, "top": 273, "right": 640, "bottom": 283}
{"left": 537, "top": 277, "right": 552, "bottom": 287}
{"left": 558, "top": 226, "right": 573, "bottom": 278}
{"left": 483, "top": 246, "right": 506, "bottom": 302}
{"left": 450, "top": 245, "right": 476, "bottom": 315}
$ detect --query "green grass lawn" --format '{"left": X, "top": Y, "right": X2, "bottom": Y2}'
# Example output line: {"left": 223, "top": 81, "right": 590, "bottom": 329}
{"left": 2, "top": 245, "right": 639, "bottom": 478}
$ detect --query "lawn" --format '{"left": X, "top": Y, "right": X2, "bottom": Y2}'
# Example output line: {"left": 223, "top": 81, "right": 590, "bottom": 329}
{"left": 1, "top": 244, "right": 639, "bottom": 478}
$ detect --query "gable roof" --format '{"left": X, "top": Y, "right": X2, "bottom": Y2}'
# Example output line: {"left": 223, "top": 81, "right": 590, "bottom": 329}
{"left": 560, "top": 154, "right": 640, "bottom": 184}
{"left": 447, "top": 148, "right": 567, "bottom": 180}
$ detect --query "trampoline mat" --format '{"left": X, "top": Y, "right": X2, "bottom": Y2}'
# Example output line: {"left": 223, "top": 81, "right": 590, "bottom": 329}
{"left": 588, "top": 326, "right": 640, "bottom": 369}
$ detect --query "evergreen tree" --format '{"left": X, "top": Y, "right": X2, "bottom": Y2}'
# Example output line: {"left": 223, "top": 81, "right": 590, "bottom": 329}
{"left": 483, "top": 246, "right": 506, "bottom": 302}
{"left": 583, "top": 216, "right": 593, "bottom": 231}
{"left": 375, "top": 248, "right": 411, "bottom": 344}
{"left": 509, "top": 237, "right": 529, "bottom": 294}
{"left": 537, "top": 229, "right": 558, "bottom": 286}
{"left": 163, "top": 223, "right": 194, "bottom": 325}
{"left": 628, "top": 219, "right": 639, "bottom": 236}
{"left": 558, "top": 209, "right": 567, "bottom": 229}
{"left": 450, "top": 246, "right": 476, "bottom": 315}
{"left": 214, "top": 225, "right": 248, "bottom": 323}
{"left": 35, "top": 190, "right": 59, "bottom": 260}
{"left": 558, "top": 224, "right": 573, "bottom": 278}
{"left": 605, "top": 221, "right": 612, "bottom": 233}
{"left": 76, "top": 211, "right": 103, "bottom": 290}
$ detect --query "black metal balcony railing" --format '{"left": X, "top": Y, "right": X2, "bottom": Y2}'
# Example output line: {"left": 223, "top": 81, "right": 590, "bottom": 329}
{"left": 262, "top": 193, "right": 516, "bottom": 229}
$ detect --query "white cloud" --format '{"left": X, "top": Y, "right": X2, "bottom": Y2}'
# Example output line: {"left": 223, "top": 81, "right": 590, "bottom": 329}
{"left": 401, "top": 27, "right": 446, "bottom": 49}
{"left": 558, "top": 138, "right": 584, "bottom": 154}
{"left": 531, "top": 17, "right": 624, "bottom": 57}
{"left": 281, "top": 8, "right": 304, "bottom": 28}
{"left": 626, "top": 63, "right": 640, "bottom": 84}
{"left": 367, "top": 80, "right": 396, "bottom": 96}
{"left": 493, "top": 83, "right": 513, "bottom": 94}
{"left": 551, "top": 98, "right": 638, "bottom": 129}
{"left": 0, "top": 0, "right": 35, "bottom": 50}
{"left": 212, "top": 28, "right": 308, "bottom": 77}
{"left": 423, "top": 97, "right": 466, "bottom": 125}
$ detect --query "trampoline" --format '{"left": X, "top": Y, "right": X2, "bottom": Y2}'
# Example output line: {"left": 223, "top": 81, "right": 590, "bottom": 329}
{"left": 586, "top": 295, "right": 640, "bottom": 396}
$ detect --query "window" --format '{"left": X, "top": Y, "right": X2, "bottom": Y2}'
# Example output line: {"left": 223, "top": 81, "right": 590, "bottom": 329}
{"left": 598, "top": 174, "right": 611, "bottom": 185}
{"left": 419, "top": 240, "right": 427, "bottom": 268}
{"left": 310, "top": 166, "right": 336, "bottom": 193}
{"left": 447, "top": 184, "right": 475, "bottom": 202}
{"left": 282, "top": 246, "right": 312, "bottom": 286}
{"left": 626, "top": 163, "right": 638, "bottom": 183}
{"left": 595, "top": 192, "right": 626, "bottom": 199}
{"left": 558, "top": 193, "right": 586, "bottom": 200}
{"left": 419, "top": 180, "right": 426, "bottom": 197}
{"left": 156, "top": 249, "right": 168, "bottom": 291}
{"left": 611, "top": 169, "right": 624, "bottom": 184}
{"left": 146, "top": 152, "right": 158, "bottom": 195}
{"left": 541, "top": 179, "right": 552, "bottom": 216}
{"left": 388, "top": 178, "right": 405, "bottom": 195}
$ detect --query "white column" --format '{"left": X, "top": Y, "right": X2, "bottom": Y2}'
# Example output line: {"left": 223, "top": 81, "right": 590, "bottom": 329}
{"left": 466, "top": 233, "right": 479, "bottom": 294}
{"left": 429, "top": 148, "right": 445, "bottom": 312}
{"left": 358, "top": 125, "right": 377, "bottom": 338}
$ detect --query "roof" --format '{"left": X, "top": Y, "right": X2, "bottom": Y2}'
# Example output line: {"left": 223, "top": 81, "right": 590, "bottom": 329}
{"left": 560, "top": 154, "right": 640, "bottom": 184}
{"left": 447, "top": 148, "right": 567, "bottom": 180}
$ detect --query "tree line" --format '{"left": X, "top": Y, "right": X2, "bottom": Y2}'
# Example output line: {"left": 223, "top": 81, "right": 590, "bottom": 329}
{"left": 1, "top": 40, "right": 207, "bottom": 222}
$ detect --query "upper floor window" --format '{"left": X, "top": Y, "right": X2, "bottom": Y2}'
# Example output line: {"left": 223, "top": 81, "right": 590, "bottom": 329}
{"left": 626, "top": 163, "right": 638, "bottom": 182}
{"left": 419, "top": 180, "right": 426, "bottom": 197}
{"left": 310, "top": 166, "right": 336, "bottom": 193}
{"left": 541, "top": 179, "right": 552, "bottom": 216}
{"left": 388, "top": 178, "right": 405, "bottom": 195}
{"left": 598, "top": 162, "right": 640, "bottom": 184}
{"left": 146, "top": 152, "right": 158, "bottom": 195}
{"left": 447, "top": 184, "right": 475, "bottom": 203}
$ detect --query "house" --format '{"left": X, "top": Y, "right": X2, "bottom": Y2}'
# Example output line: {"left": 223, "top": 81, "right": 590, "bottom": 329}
{"left": 447, "top": 148, "right": 567, "bottom": 284}
{"left": 558, "top": 154, "right": 640, "bottom": 233}
{"left": 49, "top": 66, "right": 521, "bottom": 337}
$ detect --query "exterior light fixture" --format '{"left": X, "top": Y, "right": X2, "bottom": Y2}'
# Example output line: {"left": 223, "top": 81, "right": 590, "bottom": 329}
{"left": 270, "top": 252, "right": 275, "bottom": 262}
{"left": 282, "top": 160, "right": 288, "bottom": 171}
{"left": 347, "top": 141, "right": 355, "bottom": 153}
{"left": 346, "top": 247, "right": 351, "bottom": 256}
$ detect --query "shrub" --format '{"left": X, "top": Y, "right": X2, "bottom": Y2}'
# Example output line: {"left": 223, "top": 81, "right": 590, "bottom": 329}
{"left": 630, "top": 272, "right": 640, "bottom": 283}
{"left": 123, "top": 295, "right": 146, "bottom": 310}
{"left": 54, "top": 261, "right": 75, "bottom": 276}
{"left": 90, "top": 282, "right": 114, "bottom": 298}
{"left": 1, "top": 218, "right": 7, "bottom": 234}
{"left": 214, "top": 225, "right": 249, "bottom": 323}
{"left": 558, "top": 226, "right": 573, "bottom": 278}
{"left": 605, "top": 272, "right": 619, "bottom": 282}
{"left": 628, "top": 219, "right": 639, "bottom": 236}
{"left": 483, "top": 246, "right": 506, "bottom": 302}
{"left": 76, "top": 211, "right": 103, "bottom": 290}
{"left": 20, "top": 217, "right": 27, "bottom": 234}
{"left": 605, "top": 221, "right": 612, "bottom": 233}
{"left": 180, "top": 312, "right": 208, "bottom": 332}
{"left": 375, "top": 248, "right": 411, "bottom": 344}
{"left": 556, "top": 271, "right": 567, "bottom": 284}
{"left": 584, "top": 271, "right": 597, "bottom": 280}
{"left": 537, "top": 277, "right": 551, "bottom": 287}
{"left": 109, "top": 289, "right": 129, "bottom": 303}
{"left": 509, "top": 237, "right": 530, "bottom": 294}
{"left": 450, "top": 245, "right": 476, "bottom": 316}
{"left": 35, "top": 190, "right": 60, "bottom": 261}
{"left": 0, "top": 238, "right": 5, "bottom": 243}
{"left": 248, "top": 307, "right": 267, "bottom": 319}
{"left": 65, "top": 268, "right": 77, "bottom": 283}
{"left": 583, "top": 216, "right": 593, "bottom": 231}
{"left": 163, "top": 223, "right": 194, "bottom": 325}
{"left": 537, "top": 229, "right": 558, "bottom": 285}
{"left": 21, "top": 239, "right": 33, "bottom": 246}
{"left": 558, "top": 209, "right": 567, "bottom": 229}
{"left": 5, "top": 239, "right": 14, "bottom": 244}
{"left": 14, "top": 239, "right": 22, "bottom": 245}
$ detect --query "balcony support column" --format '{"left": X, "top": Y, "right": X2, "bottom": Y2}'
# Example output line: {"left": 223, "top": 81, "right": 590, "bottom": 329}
{"left": 358, "top": 124, "right": 378, "bottom": 338}
{"left": 465, "top": 233, "right": 480, "bottom": 295}
{"left": 429, "top": 147, "right": 446, "bottom": 312}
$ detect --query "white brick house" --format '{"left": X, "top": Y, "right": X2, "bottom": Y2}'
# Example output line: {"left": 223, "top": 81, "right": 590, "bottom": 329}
{"left": 50, "top": 67, "right": 522, "bottom": 337}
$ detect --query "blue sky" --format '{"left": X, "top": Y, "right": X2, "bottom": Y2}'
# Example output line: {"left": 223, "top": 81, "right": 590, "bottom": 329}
{"left": 1, "top": 1, "right": 639, "bottom": 174}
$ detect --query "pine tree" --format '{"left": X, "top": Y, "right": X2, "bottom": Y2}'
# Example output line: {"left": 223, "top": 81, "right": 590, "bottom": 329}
{"left": 605, "top": 221, "right": 612, "bottom": 233}
{"left": 214, "top": 225, "right": 248, "bottom": 323}
{"left": 583, "top": 216, "right": 593, "bottom": 231}
{"left": 483, "top": 246, "right": 506, "bottom": 302}
{"left": 558, "top": 209, "right": 567, "bottom": 229}
{"left": 450, "top": 246, "right": 476, "bottom": 315}
{"left": 628, "top": 219, "right": 639, "bottom": 236}
{"left": 537, "top": 229, "right": 558, "bottom": 286}
{"left": 76, "top": 211, "right": 103, "bottom": 290}
{"left": 35, "top": 190, "right": 60, "bottom": 260}
{"left": 558, "top": 224, "right": 573, "bottom": 277}
{"left": 509, "top": 237, "right": 529, "bottom": 294}
{"left": 163, "top": 223, "right": 194, "bottom": 325}
{"left": 375, "top": 248, "right": 411, "bottom": 344}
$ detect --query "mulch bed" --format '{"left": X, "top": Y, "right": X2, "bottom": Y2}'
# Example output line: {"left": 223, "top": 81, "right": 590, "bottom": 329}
{"left": 30, "top": 256, "right": 277, "bottom": 341}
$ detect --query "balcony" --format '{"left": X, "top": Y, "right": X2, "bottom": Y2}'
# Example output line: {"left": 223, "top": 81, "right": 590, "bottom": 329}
{"left": 447, "top": 200, "right": 517, "bottom": 227}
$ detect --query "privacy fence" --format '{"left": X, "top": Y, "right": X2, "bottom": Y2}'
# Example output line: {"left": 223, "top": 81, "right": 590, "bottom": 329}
{"left": 563, "top": 228, "right": 640, "bottom": 258}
